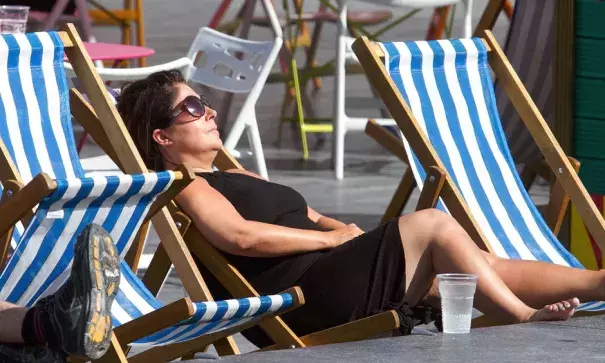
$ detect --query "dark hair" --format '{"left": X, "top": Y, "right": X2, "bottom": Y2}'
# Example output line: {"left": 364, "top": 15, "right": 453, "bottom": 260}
{"left": 117, "top": 70, "right": 186, "bottom": 171}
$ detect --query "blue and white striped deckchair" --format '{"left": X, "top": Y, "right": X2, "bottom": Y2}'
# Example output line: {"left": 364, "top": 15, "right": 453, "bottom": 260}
{"left": 351, "top": 33, "right": 605, "bottom": 315}
{"left": 0, "top": 29, "right": 301, "bottom": 361}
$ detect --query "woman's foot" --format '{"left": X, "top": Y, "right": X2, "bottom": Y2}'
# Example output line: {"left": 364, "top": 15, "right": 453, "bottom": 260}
{"left": 528, "top": 298, "right": 580, "bottom": 322}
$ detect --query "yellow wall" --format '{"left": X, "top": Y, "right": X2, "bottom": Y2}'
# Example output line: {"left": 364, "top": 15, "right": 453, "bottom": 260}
{"left": 570, "top": 197, "right": 605, "bottom": 270}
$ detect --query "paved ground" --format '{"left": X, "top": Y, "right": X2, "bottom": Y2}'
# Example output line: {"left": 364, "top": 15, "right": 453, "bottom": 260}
{"left": 188, "top": 315, "right": 605, "bottom": 362}
{"left": 70, "top": 0, "right": 557, "bottom": 358}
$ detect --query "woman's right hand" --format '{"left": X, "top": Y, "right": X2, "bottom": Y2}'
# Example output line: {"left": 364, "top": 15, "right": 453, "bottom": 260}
{"left": 326, "top": 223, "right": 364, "bottom": 248}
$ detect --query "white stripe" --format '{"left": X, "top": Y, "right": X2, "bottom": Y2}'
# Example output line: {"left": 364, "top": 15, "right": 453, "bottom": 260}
{"left": 459, "top": 39, "right": 567, "bottom": 265}
{"left": 434, "top": 40, "right": 535, "bottom": 260}
{"left": 177, "top": 299, "right": 243, "bottom": 343}
{"left": 154, "top": 302, "right": 219, "bottom": 345}
{"left": 117, "top": 272, "right": 156, "bottom": 318}
{"left": 37, "top": 176, "right": 140, "bottom": 299}
{"left": 394, "top": 42, "right": 505, "bottom": 258}
{"left": 38, "top": 33, "right": 76, "bottom": 179}
{"left": 21, "top": 181, "right": 108, "bottom": 305}
{"left": 110, "top": 174, "right": 160, "bottom": 257}
{"left": 0, "top": 37, "right": 31, "bottom": 182}
{"left": 111, "top": 297, "right": 134, "bottom": 326}
{"left": 0, "top": 181, "right": 81, "bottom": 301}
{"left": 14, "top": 34, "right": 54, "bottom": 180}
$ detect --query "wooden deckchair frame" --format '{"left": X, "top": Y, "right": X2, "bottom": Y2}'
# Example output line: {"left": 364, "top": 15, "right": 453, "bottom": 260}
{"left": 365, "top": 0, "right": 569, "bottom": 228}
{"left": 352, "top": 31, "right": 605, "bottom": 256}
{"left": 0, "top": 24, "right": 306, "bottom": 362}
{"left": 69, "top": 87, "right": 404, "bottom": 355}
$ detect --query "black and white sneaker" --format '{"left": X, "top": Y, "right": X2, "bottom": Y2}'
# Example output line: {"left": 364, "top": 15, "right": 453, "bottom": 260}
{"left": 34, "top": 224, "right": 120, "bottom": 359}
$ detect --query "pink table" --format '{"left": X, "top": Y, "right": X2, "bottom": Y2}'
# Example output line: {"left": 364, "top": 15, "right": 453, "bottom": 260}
{"left": 64, "top": 42, "right": 154, "bottom": 66}
{"left": 82, "top": 42, "right": 155, "bottom": 62}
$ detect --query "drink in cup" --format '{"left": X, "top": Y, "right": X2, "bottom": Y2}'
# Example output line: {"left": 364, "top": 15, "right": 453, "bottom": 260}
{"left": 437, "top": 273, "right": 477, "bottom": 334}
{"left": 0, "top": 6, "right": 30, "bottom": 34}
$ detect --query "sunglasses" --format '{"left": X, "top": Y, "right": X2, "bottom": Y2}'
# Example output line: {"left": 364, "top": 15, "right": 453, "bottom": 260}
{"left": 169, "top": 95, "right": 208, "bottom": 124}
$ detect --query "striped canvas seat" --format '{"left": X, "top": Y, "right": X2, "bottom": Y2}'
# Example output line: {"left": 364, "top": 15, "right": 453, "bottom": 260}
{"left": 379, "top": 38, "right": 605, "bottom": 313}
{"left": 0, "top": 31, "right": 295, "bottom": 346}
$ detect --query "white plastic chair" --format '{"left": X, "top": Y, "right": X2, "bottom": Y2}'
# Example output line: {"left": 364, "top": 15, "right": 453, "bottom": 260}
{"left": 332, "top": 0, "right": 473, "bottom": 180}
{"left": 65, "top": 0, "right": 282, "bottom": 180}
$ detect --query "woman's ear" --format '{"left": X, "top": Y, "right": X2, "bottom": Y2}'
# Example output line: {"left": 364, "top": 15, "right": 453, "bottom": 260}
{"left": 152, "top": 129, "right": 173, "bottom": 146}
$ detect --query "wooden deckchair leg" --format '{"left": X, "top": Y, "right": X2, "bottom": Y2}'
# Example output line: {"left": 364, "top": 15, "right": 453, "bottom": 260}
{"left": 91, "top": 333, "right": 128, "bottom": 363}
{"left": 473, "top": 0, "right": 506, "bottom": 36}
{"left": 382, "top": 169, "right": 416, "bottom": 224}
{"left": 260, "top": 310, "right": 400, "bottom": 352}
{"left": 124, "top": 221, "right": 150, "bottom": 272}
{"left": 365, "top": 119, "right": 408, "bottom": 164}
{"left": 141, "top": 212, "right": 191, "bottom": 296}
{"left": 0, "top": 182, "right": 20, "bottom": 269}
{"left": 415, "top": 167, "right": 446, "bottom": 211}
{"left": 545, "top": 157, "right": 581, "bottom": 236}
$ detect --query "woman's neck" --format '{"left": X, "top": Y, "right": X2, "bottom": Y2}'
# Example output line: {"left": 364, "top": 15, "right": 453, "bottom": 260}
{"left": 162, "top": 152, "right": 215, "bottom": 173}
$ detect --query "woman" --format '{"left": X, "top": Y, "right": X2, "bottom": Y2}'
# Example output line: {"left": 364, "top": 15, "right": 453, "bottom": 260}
{"left": 118, "top": 70, "right": 602, "bottom": 347}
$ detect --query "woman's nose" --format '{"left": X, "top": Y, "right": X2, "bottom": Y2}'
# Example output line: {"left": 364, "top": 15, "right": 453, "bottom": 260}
{"left": 206, "top": 107, "right": 217, "bottom": 120}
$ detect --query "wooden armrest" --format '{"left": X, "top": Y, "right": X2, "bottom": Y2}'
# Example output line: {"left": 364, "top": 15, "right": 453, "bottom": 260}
{"left": 0, "top": 174, "right": 55, "bottom": 238}
{"left": 416, "top": 166, "right": 446, "bottom": 211}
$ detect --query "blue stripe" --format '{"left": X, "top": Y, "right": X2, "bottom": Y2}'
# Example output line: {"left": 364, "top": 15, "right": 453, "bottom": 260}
{"left": 3, "top": 35, "right": 44, "bottom": 177}
{"left": 449, "top": 39, "right": 550, "bottom": 261}
{"left": 101, "top": 177, "right": 146, "bottom": 236}
{"left": 174, "top": 296, "right": 281, "bottom": 343}
{"left": 469, "top": 39, "right": 583, "bottom": 267}
{"left": 6, "top": 181, "right": 96, "bottom": 303}
{"left": 0, "top": 86, "right": 16, "bottom": 164}
{"left": 154, "top": 300, "right": 232, "bottom": 345}
{"left": 28, "top": 34, "right": 68, "bottom": 179}
{"left": 423, "top": 39, "right": 524, "bottom": 260}
{"left": 383, "top": 43, "right": 446, "bottom": 213}
{"left": 113, "top": 176, "right": 169, "bottom": 253}
{"left": 0, "top": 182, "right": 69, "bottom": 297}
{"left": 385, "top": 38, "right": 588, "bottom": 268}
{"left": 49, "top": 32, "right": 85, "bottom": 178}
{"left": 26, "top": 180, "right": 123, "bottom": 305}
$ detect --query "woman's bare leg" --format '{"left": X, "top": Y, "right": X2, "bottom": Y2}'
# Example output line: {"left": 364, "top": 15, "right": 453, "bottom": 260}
{"left": 0, "top": 301, "right": 26, "bottom": 343}
{"left": 399, "top": 209, "right": 576, "bottom": 323}
{"left": 480, "top": 251, "right": 605, "bottom": 308}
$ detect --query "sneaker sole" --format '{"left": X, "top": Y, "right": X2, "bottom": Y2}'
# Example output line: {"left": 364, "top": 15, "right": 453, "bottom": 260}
{"left": 74, "top": 224, "right": 120, "bottom": 360}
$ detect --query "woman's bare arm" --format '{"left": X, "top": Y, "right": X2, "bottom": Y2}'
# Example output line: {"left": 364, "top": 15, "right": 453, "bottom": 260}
{"left": 176, "top": 177, "right": 362, "bottom": 257}
{"left": 307, "top": 207, "right": 350, "bottom": 231}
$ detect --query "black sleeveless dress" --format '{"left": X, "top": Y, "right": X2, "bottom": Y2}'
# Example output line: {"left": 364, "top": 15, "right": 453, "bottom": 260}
{"left": 196, "top": 171, "right": 407, "bottom": 347}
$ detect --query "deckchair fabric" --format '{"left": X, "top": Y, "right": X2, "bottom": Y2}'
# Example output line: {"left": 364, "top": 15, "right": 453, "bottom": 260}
{"left": 0, "top": 30, "right": 295, "bottom": 347}
{"left": 379, "top": 38, "right": 605, "bottom": 312}
{"left": 496, "top": 0, "right": 555, "bottom": 164}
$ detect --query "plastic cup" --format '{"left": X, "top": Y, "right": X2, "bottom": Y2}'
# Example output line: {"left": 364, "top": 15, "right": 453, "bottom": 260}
{"left": 437, "top": 273, "right": 477, "bottom": 334}
{"left": 0, "top": 6, "right": 29, "bottom": 34}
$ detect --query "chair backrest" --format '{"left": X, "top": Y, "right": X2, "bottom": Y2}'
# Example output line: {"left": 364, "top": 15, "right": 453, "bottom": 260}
{"left": 0, "top": 173, "right": 174, "bottom": 306}
{"left": 0, "top": 31, "right": 179, "bottom": 309}
{"left": 184, "top": 27, "right": 283, "bottom": 95}
{"left": 380, "top": 38, "right": 582, "bottom": 268}
{"left": 0, "top": 32, "right": 85, "bottom": 183}
{"left": 0, "top": 31, "right": 85, "bottom": 248}
{"left": 496, "top": 0, "right": 556, "bottom": 164}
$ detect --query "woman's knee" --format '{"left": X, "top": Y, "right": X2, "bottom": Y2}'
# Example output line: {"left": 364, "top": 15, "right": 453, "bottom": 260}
{"left": 398, "top": 209, "right": 466, "bottom": 246}
{"left": 398, "top": 208, "right": 460, "bottom": 232}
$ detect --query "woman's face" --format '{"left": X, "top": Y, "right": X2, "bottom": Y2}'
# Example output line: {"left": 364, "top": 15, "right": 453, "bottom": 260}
{"left": 154, "top": 83, "right": 222, "bottom": 158}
